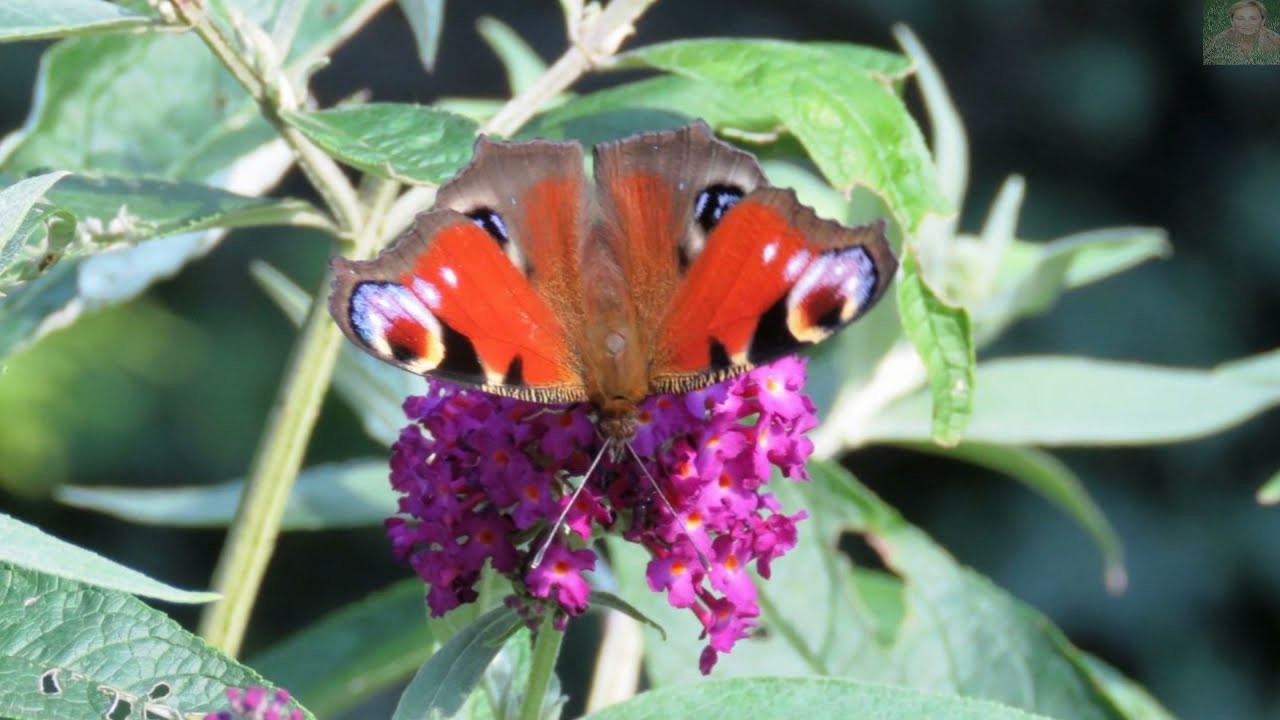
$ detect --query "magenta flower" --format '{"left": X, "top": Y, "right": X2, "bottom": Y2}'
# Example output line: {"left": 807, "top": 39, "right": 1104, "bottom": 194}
{"left": 386, "top": 356, "right": 815, "bottom": 673}
{"left": 204, "top": 687, "right": 302, "bottom": 720}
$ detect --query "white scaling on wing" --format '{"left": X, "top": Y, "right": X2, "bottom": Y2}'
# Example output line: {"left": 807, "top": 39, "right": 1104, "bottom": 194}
{"left": 783, "top": 249, "right": 811, "bottom": 282}
{"left": 785, "top": 247, "right": 876, "bottom": 343}
{"left": 761, "top": 240, "right": 779, "bottom": 265}
{"left": 385, "top": 285, "right": 437, "bottom": 329}
{"left": 350, "top": 282, "right": 445, "bottom": 371}
{"left": 411, "top": 277, "right": 442, "bottom": 311}
{"left": 352, "top": 283, "right": 436, "bottom": 348}
{"left": 439, "top": 266, "right": 459, "bottom": 288}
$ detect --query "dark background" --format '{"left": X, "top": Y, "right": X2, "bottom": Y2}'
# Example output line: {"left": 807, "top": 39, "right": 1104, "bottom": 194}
{"left": 1, "top": 1, "right": 1278, "bottom": 718}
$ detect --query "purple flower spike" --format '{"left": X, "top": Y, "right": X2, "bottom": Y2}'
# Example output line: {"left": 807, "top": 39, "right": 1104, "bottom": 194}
{"left": 204, "top": 686, "right": 302, "bottom": 720}
{"left": 386, "top": 358, "right": 817, "bottom": 673}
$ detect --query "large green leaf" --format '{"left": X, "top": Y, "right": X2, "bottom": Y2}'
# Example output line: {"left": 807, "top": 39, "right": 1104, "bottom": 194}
{"left": 0, "top": 0, "right": 385, "bottom": 177}
{"left": 0, "top": 513, "right": 216, "bottom": 604}
{"left": 529, "top": 75, "right": 777, "bottom": 145}
{"left": 623, "top": 39, "right": 948, "bottom": 232}
{"left": 0, "top": 0, "right": 383, "bottom": 354}
{"left": 0, "top": 0, "right": 158, "bottom": 42}
{"left": 250, "top": 579, "right": 433, "bottom": 717}
{"left": 896, "top": 441, "right": 1125, "bottom": 591}
{"left": 579, "top": 677, "right": 1054, "bottom": 720}
{"left": 866, "top": 354, "right": 1280, "bottom": 446}
{"left": 974, "top": 227, "right": 1170, "bottom": 344}
{"left": 251, "top": 260, "right": 420, "bottom": 446}
{"left": 0, "top": 564, "right": 308, "bottom": 720}
{"left": 0, "top": 173, "right": 327, "bottom": 299}
{"left": 57, "top": 459, "right": 396, "bottom": 529}
{"left": 392, "top": 605, "right": 523, "bottom": 720}
{"left": 895, "top": 247, "right": 975, "bottom": 446}
{"left": 283, "top": 104, "right": 477, "bottom": 184}
{"left": 606, "top": 461, "right": 1131, "bottom": 720}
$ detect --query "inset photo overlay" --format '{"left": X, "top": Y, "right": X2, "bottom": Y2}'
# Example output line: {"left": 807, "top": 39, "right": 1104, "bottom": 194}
{"left": 1204, "top": 0, "right": 1280, "bottom": 63}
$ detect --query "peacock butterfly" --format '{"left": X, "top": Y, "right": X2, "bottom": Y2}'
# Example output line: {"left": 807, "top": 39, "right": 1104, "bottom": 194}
{"left": 329, "top": 121, "right": 897, "bottom": 442}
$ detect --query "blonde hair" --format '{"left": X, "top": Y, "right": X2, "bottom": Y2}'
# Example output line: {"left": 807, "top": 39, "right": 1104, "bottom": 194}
{"left": 1229, "top": 0, "right": 1268, "bottom": 21}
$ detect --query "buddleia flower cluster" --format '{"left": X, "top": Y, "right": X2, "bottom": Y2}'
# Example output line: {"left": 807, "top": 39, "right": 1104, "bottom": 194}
{"left": 385, "top": 356, "right": 816, "bottom": 673}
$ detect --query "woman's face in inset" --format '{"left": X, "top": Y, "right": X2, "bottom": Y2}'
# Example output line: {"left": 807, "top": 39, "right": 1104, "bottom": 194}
{"left": 1233, "top": 6, "right": 1263, "bottom": 34}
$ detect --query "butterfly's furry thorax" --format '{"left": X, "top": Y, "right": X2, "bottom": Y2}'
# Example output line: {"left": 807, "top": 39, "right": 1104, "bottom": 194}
{"left": 328, "top": 120, "right": 897, "bottom": 439}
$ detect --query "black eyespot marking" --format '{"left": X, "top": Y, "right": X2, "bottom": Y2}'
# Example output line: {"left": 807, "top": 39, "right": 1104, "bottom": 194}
{"left": 437, "top": 323, "right": 484, "bottom": 379}
{"left": 748, "top": 296, "right": 795, "bottom": 364}
{"left": 467, "top": 208, "right": 510, "bottom": 246}
{"left": 693, "top": 184, "right": 744, "bottom": 233}
{"left": 389, "top": 341, "right": 419, "bottom": 364}
{"left": 503, "top": 355, "right": 525, "bottom": 385}
{"left": 709, "top": 338, "right": 732, "bottom": 369}
{"left": 807, "top": 290, "right": 846, "bottom": 331}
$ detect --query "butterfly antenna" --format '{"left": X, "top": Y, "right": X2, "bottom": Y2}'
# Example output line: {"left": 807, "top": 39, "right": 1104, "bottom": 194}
{"left": 530, "top": 439, "right": 613, "bottom": 569}
{"left": 623, "top": 441, "right": 712, "bottom": 573}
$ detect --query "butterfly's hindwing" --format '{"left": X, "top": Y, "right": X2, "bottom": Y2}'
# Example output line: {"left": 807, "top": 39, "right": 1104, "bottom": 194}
{"left": 650, "top": 187, "right": 895, "bottom": 394}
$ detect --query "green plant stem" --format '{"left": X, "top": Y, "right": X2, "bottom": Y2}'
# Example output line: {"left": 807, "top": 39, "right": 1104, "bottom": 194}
{"left": 519, "top": 618, "right": 565, "bottom": 720}
{"left": 197, "top": 180, "right": 398, "bottom": 654}
{"left": 196, "top": 281, "right": 344, "bottom": 654}
{"left": 483, "top": 0, "right": 658, "bottom": 137}
{"left": 170, "top": 0, "right": 363, "bottom": 235}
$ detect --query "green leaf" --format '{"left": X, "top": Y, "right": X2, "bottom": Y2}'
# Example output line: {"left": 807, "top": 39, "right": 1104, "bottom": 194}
{"left": 284, "top": 104, "right": 477, "bottom": 184}
{"left": 579, "top": 677, "right": 1054, "bottom": 720}
{"left": 975, "top": 226, "right": 1170, "bottom": 344}
{"left": 0, "top": 564, "right": 309, "bottom": 720}
{"left": 478, "top": 627, "right": 565, "bottom": 720}
{"left": 867, "top": 354, "right": 1280, "bottom": 446}
{"left": 530, "top": 75, "right": 775, "bottom": 145}
{"left": 392, "top": 605, "right": 523, "bottom": 720}
{"left": 0, "top": 171, "right": 69, "bottom": 285}
{"left": 0, "top": 173, "right": 328, "bottom": 294}
{"left": 2, "top": 0, "right": 383, "bottom": 177}
{"left": 0, "top": 0, "right": 378, "bottom": 354}
{"left": 250, "top": 579, "right": 433, "bottom": 718}
{"left": 1079, "top": 654, "right": 1177, "bottom": 720}
{"left": 1257, "top": 468, "right": 1280, "bottom": 506}
{"left": 251, "top": 260, "right": 420, "bottom": 446}
{"left": 0, "top": 0, "right": 157, "bottom": 42}
{"left": 398, "top": 0, "right": 446, "bottom": 72}
{"left": 897, "top": 441, "right": 1126, "bottom": 591}
{"left": 607, "top": 462, "right": 1130, "bottom": 720}
{"left": 0, "top": 512, "right": 216, "bottom": 603}
{"left": 895, "top": 247, "right": 975, "bottom": 446}
{"left": 478, "top": 16, "right": 546, "bottom": 95}
{"left": 893, "top": 24, "right": 968, "bottom": 215}
{"left": 1216, "top": 346, "right": 1280, "bottom": 385}
{"left": 623, "top": 39, "right": 948, "bottom": 231}
{"left": 56, "top": 459, "right": 396, "bottom": 529}
{"left": 589, "top": 590, "right": 666, "bottom": 640}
